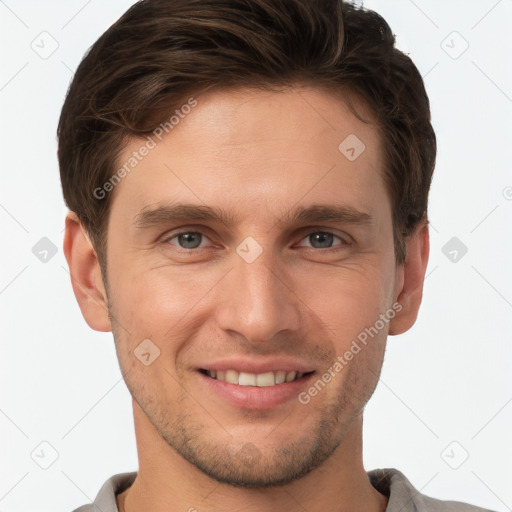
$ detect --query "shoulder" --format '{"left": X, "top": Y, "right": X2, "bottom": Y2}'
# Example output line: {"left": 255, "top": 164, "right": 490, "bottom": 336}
{"left": 367, "top": 468, "right": 497, "bottom": 512}
{"left": 416, "top": 491, "right": 497, "bottom": 512}
{"left": 70, "top": 472, "right": 137, "bottom": 512}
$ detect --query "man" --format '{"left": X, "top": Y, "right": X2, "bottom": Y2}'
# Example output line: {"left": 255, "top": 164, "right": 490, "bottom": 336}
{"left": 59, "top": 0, "right": 494, "bottom": 510}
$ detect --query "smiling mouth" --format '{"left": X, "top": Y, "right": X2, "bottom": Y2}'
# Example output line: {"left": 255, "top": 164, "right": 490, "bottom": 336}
{"left": 199, "top": 369, "right": 315, "bottom": 387}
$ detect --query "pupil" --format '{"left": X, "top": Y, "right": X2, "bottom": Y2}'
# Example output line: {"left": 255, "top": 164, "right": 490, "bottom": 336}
{"left": 310, "top": 232, "right": 333, "bottom": 248}
{"left": 178, "top": 232, "right": 202, "bottom": 249}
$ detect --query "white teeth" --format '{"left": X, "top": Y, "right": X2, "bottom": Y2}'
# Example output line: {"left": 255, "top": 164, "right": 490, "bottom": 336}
{"left": 285, "top": 371, "right": 297, "bottom": 383}
{"left": 256, "top": 371, "right": 275, "bottom": 387}
{"left": 275, "top": 370, "right": 286, "bottom": 384}
{"left": 225, "top": 369, "right": 239, "bottom": 384}
{"left": 206, "top": 369, "right": 306, "bottom": 386}
{"left": 239, "top": 372, "right": 256, "bottom": 386}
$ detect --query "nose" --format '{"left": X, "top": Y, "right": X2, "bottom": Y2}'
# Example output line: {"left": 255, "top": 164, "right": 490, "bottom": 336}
{"left": 214, "top": 248, "right": 302, "bottom": 344}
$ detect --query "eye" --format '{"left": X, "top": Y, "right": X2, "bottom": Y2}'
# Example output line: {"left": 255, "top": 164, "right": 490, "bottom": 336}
{"left": 164, "top": 231, "right": 210, "bottom": 249}
{"left": 296, "top": 231, "right": 347, "bottom": 250}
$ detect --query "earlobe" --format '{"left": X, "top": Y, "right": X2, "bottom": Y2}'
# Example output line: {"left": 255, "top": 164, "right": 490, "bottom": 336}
{"left": 388, "top": 220, "right": 430, "bottom": 336}
{"left": 63, "top": 211, "right": 112, "bottom": 332}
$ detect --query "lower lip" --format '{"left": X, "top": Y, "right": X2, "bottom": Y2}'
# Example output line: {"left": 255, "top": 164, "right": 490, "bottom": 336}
{"left": 198, "top": 371, "right": 315, "bottom": 410}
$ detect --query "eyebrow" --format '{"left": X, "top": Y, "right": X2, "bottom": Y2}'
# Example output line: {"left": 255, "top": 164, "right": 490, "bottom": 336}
{"left": 134, "top": 203, "right": 237, "bottom": 229}
{"left": 134, "top": 202, "right": 373, "bottom": 230}
{"left": 277, "top": 204, "right": 373, "bottom": 229}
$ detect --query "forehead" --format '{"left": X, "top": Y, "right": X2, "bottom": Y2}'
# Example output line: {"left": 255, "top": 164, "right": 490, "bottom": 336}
{"left": 110, "top": 86, "right": 388, "bottom": 228}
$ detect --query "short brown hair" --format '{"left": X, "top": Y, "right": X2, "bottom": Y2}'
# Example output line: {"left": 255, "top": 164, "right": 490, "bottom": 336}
{"left": 58, "top": 0, "right": 436, "bottom": 269}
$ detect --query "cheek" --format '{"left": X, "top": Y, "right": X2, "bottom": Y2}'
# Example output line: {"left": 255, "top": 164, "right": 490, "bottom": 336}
{"left": 111, "top": 265, "right": 196, "bottom": 323}
{"left": 293, "top": 263, "right": 395, "bottom": 342}
{"left": 107, "top": 263, "right": 225, "bottom": 366}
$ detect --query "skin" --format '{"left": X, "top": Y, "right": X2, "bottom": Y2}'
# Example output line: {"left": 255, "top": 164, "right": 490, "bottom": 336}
{"left": 64, "top": 86, "right": 429, "bottom": 512}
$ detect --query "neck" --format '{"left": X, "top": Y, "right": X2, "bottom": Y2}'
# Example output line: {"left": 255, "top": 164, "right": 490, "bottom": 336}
{"left": 118, "top": 400, "right": 388, "bottom": 512}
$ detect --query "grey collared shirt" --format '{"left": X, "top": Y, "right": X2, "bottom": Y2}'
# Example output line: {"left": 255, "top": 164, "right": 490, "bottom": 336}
{"left": 72, "top": 468, "right": 496, "bottom": 512}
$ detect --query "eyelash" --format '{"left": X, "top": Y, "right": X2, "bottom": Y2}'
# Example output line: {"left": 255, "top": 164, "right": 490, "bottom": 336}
{"left": 161, "top": 229, "right": 350, "bottom": 251}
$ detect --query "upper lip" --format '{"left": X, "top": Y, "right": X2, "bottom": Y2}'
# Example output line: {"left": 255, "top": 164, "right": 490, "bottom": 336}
{"left": 198, "top": 358, "right": 315, "bottom": 374}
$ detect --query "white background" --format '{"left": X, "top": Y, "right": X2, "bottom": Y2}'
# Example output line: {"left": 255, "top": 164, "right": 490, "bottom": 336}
{"left": 1, "top": 1, "right": 511, "bottom": 511}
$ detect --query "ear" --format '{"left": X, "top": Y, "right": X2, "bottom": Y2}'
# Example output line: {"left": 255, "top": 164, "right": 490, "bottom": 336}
{"left": 389, "top": 220, "right": 430, "bottom": 335}
{"left": 63, "top": 211, "right": 112, "bottom": 332}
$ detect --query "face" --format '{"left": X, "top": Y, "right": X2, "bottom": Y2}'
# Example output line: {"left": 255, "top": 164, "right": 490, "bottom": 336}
{"left": 103, "top": 86, "right": 402, "bottom": 487}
